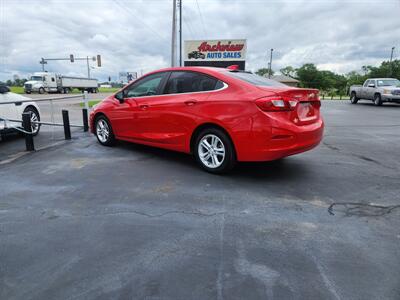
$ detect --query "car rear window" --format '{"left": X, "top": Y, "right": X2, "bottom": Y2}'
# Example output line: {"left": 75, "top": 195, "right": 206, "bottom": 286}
{"left": 224, "top": 71, "right": 287, "bottom": 87}
{"left": 164, "top": 71, "right": 220, "bottom": 94}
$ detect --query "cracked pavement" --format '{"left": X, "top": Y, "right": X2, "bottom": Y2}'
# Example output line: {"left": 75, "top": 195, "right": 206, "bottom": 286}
{"left": 1, "top": 101, "right": 400, "bottom": 299}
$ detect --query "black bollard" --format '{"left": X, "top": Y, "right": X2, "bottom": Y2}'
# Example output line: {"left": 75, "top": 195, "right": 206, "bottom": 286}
{"left": 62, "top": 110, "right": 71, "bottom": 140}
{"left": 82, "top": 108, "right": 88, "bottom": 132}
{"left": 22, "top": 112, "right": 34, "bottom": 151}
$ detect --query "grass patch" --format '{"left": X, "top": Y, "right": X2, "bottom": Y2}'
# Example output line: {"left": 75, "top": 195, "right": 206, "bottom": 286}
{"left": 9, "top": 86, "right": 24, "bottom": 94}
{"left": 80, "top": 100, "right": 101, "bottom": 108}
{"left": 99, "top": 87, "right": 119, "bottom": 93}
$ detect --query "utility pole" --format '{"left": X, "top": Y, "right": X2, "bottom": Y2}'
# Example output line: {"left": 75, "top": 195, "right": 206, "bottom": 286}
{"left": 268, "top": 48, "right": 273, "bottom": 78}
{"left": 179, "top": 0, "right": 182, "bottom": 66}
{"left": 389, "top": 46, "right": 395, "bottom": 77}
{"left": 171, "top": 0, "right": 177, "bottom": 67}
{"left": 86, "top": 56, "right": 91, "bottom": 78}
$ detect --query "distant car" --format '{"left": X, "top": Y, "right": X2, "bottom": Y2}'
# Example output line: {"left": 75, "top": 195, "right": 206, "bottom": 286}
{"left": 188, "top": 51, "right": 206, "bottom": 59}
{"left": 0, "top": 83, "right": 41, "bottom": 136}
{"left": 90, "top": 67, "right": 323, "bottom": 173}
{"left": 349, "top": 78, "right": 400, "bottom": 106}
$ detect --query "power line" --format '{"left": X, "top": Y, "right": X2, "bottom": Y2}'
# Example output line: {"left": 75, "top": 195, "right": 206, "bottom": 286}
{"left": 195, "top": 0, "right": 207, "bottom": 37}
{"left": 113, "top": 0, "right": 169, "bottom": 43}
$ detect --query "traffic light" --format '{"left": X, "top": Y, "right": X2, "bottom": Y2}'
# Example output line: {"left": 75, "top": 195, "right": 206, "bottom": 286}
{"left": 97, "top": 55, "right": 101, "bottom": 67}
{"left": 70, "top": 54, "right": 74, "bottom": 63}
{"left": 108, "top": 76, "right": 111, "bottom": 82}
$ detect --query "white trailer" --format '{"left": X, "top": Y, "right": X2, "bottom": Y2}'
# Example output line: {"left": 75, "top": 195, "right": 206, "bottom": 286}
{"left": 24, "top": 72, "right": 98, "bottom": 94}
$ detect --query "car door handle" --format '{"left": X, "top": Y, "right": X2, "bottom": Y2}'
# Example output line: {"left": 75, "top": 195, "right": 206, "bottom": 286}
{"left": 184, "top": 100, "right": 197, "bottom": 106}
{"left": 139, "top": 104, "right": 149, "bottom": 110}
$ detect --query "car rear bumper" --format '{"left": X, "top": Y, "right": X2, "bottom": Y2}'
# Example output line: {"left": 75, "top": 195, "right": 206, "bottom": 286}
{"left": 236, "top": 116, "right": 324, "bottom": 162}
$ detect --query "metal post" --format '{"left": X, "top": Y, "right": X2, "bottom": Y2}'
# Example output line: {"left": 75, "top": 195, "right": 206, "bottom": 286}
{"left": 83, "top": 91, "right": 89, "bottom": 111}
{"left": 268, "top": 48, "right": 273, "bottom": 79}
{"left": 50, "top": 99, "right": 55, "bottom": 140}
{"left": 62, "top": 110, "right": 71, "bottom": 140}
{"left": 389, "top": 46, "right": 395, "bottom": 77}
{"left": 22, "top": 112, "right": 34, "bottom": 151}
{"left": 87, "top": 56, "right": 91, "bottom": 78}
{"left": 179, "top": 0, "right": 182, "bottom": 66}
{"left": 171, "top": 0, "right": 177, "bottom": 67}
{"left": 82, "top": 108, "right": 89, "bottom": 132}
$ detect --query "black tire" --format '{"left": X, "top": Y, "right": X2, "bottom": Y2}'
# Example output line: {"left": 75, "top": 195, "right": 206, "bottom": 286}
{"left": 23, "top": 106, "right": 41, "bottom": 136}
{"left": 25, "top": 91, "right": 31, "bottom": 94}
{"left": 350, "top": 92, "right": 358, "bottom": 104}
{"left": 94, "top": 115, "right": 116, "bottom": 146}
{"left": 38, "top": 87, "right": 45, "bottom": 94}
{"left": 194, "top": 127, "right": 236, "bottom": 174}
{"left": 374, "top": 93, "right": 382, "bottom": 106}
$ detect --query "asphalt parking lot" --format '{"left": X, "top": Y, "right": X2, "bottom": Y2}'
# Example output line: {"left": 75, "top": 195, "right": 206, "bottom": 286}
{"left": 1, "top": 101, "right": 399, "bottom": 299}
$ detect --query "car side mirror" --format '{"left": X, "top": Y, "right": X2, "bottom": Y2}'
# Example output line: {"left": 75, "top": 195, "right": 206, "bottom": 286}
{"left": 115, "top": 91, "right": 124, "bottom": 103}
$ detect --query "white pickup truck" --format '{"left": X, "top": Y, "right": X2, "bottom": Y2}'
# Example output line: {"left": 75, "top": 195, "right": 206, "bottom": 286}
{"left": 0, "top": 83, "right": 41, "bottom": 136}
{"left": 349, "top": 78, "right": 400, "bottom": 106}
{"left": 24, "top": 72, "right": 98, "bottom": 94}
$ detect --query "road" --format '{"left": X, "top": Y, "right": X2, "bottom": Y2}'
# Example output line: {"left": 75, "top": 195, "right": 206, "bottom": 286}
{"left": 1, "top": 101, "right": 400, "bottom": 299}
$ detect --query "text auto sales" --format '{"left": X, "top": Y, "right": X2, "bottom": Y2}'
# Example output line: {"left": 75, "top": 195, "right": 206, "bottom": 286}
{"left": 198, "top": 41, "right": 244, "bottom": 59}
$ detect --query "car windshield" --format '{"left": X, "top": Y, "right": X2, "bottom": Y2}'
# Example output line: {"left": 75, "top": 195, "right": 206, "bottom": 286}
{"left": 224, "top": 71, "right": 287, "bottom": 87}
{"left": 377, "top": 79, "right": 400, "bottom": 87}
{"left": 30, "top": 76, "right": 44, "bottom": 81}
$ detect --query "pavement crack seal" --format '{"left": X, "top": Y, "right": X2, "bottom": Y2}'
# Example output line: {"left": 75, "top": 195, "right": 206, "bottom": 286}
{"left": 328, "top": 202, "right": 400, "bottom": 217}
{"left": 323, "top": 141, "right": 396, "bottom": 170}
{"left": 85, "top": 210, "right": 226, "bottom": 218}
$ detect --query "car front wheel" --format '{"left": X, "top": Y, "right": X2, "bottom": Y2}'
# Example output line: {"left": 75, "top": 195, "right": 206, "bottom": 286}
{"left": 95, "top": 116, "right": 116, "bottom": 146}
{"left": 374, "top": 94, "right": 382, "bottom": 106}
{"left": 194, "top": 128, "right": 236, "bottom": 174}
{"left": 23, "top": 106, "right": 40, "bottom": 136}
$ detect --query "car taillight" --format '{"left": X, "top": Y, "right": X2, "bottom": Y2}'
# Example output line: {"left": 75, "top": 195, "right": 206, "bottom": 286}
{"left": 255, "top": 97, "right": 296, "bottom": 112}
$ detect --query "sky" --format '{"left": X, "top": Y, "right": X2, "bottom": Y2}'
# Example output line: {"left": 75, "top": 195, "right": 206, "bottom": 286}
{"left": 0, "top": 0, "right": 399, "bottom": 81}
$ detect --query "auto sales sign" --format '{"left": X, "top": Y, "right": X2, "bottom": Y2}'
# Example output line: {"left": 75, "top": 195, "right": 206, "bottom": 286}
{"left": 184, "top": 39, "right": 246, "bottom": 61}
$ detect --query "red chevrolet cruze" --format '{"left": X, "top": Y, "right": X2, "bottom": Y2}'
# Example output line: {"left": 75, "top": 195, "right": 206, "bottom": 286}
{"left": 90, "top": 66, "right": 323, "bottom": 173}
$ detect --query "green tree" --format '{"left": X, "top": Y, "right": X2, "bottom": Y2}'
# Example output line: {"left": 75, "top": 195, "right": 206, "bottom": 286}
{"left": 255, "top": 68, "right": 273, "bottom": 77}
{"left": 296, "top": 64, "right": 322, "bottom": 88}
{"left": 280, "top": 66, "right": 296, "bottom": 78}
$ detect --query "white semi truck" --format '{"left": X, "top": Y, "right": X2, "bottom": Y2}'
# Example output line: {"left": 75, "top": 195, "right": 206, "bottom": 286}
{"left": 24, "top": 72, "right": 98, "bottom": 94}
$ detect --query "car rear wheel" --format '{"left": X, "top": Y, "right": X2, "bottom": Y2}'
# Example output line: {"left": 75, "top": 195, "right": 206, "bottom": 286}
{"left": 374, "top": 94, "right": 382, "bottom": 106}
{"left": 194, "top": 128, "right": 236, "bottom": 174}
{"left": 95, "top": 116, "right": 116, "bottom": 146}
{"left": 24, "top": 106, "right": 40, "bottom": 136}
{"left": 350, "top": 92, "right": 358, "bottom": 104}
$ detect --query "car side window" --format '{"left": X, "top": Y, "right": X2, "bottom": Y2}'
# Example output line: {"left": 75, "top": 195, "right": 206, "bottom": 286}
{"left": 364, "top": 80, "right": 370, "bottom": 87}
{"left": 124, "top": 73, "right": 165, "bottom": 98}
{"left": 164, "top": 71, "right": 219, "bottom": 94}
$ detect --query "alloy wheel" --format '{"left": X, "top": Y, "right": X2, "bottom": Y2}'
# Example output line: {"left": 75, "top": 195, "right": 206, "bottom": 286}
{"left": 96, "top": 119, "right": 110, "bottom": 143}
{"left": 198, "top": 134, "right": 226, "bottom": 168}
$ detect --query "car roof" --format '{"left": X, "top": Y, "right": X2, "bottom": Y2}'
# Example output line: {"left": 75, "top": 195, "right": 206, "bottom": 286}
{"left": 370, "top": 78, "right": 398, "bottom": 80}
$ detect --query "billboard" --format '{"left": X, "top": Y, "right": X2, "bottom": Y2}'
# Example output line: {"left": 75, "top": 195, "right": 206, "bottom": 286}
{"left": 119, "top": 71, "right": 137, "bottom": 83}
{"left": 184, "top": 39, "right": 246, "bottom": 62}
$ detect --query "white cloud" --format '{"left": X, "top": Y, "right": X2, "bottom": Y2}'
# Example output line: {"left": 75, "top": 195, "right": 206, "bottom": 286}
{"left": 0, "top": 0, "right": 399, "bottom": 81}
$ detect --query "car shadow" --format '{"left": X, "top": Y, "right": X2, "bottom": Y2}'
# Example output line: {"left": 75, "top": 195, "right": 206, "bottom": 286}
{"left": 116, "top": 140, "right": 307, "bottom": 181}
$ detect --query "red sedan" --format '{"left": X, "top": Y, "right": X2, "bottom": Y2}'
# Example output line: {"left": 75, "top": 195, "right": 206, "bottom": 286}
{"left": 90, "top": 67, "right": 323, "bottom": 173}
